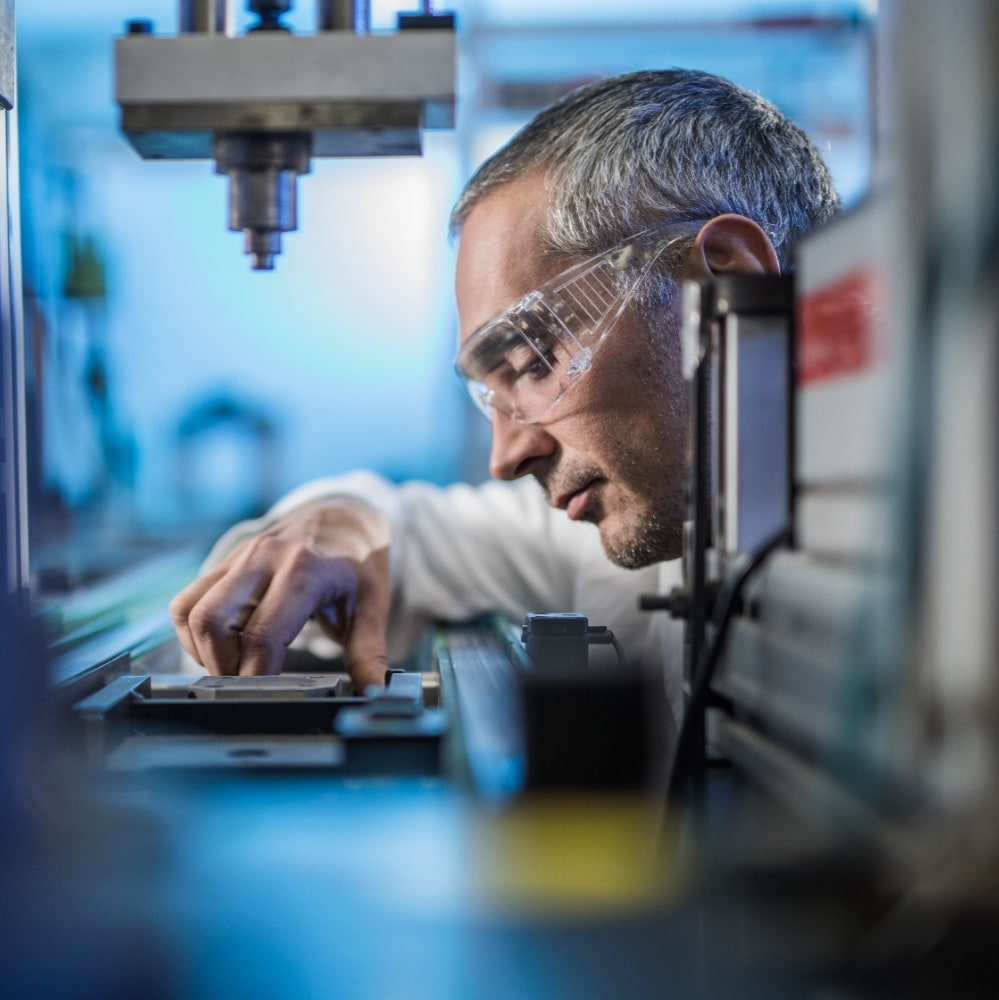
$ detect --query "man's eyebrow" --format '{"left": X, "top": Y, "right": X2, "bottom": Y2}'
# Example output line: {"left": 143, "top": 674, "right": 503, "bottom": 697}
{"left": 461, "top": 319, "right": 517, "bottom": 362}
{"left": 464, "top": 291, "right": 530, "bottom": 347}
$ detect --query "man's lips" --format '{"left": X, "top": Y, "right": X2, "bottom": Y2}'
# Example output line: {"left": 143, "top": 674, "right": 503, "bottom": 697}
{"left": 556, "top": 481, "right": 600, "bottom": 521}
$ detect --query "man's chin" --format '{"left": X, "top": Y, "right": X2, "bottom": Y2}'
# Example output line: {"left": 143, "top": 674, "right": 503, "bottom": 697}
{"left": 598, "top": 517, "right": 681, "bottom": 569}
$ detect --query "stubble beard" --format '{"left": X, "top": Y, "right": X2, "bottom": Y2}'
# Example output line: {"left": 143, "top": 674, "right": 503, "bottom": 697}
{"left": 604, "top": 294, "right": 689, "bottom": 569}
{"left": 597, "top": 467, "right": 686, "bottom": 569}
{"left": 543, "top": 423, "right": 687, "bottom": 570}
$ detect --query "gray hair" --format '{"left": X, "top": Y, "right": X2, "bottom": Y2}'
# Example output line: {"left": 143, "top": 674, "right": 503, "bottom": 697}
{"left": 450, "top": 69, "right": 840, "bottom": 273}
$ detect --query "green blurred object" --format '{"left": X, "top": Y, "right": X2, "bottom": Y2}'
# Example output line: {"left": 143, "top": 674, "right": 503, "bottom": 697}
{"left": 62, "top": 233, "right": 106, "bottom": 300}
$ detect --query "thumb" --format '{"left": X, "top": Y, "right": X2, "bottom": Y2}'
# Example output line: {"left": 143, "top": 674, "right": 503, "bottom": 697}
{"left": 341, "top": 548, "right": 392, "bottom": 691}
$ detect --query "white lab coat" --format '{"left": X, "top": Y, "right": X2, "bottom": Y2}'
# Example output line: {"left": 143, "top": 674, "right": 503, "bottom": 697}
{"left": 201, "top": 471, "right": 686, "bottom": 727}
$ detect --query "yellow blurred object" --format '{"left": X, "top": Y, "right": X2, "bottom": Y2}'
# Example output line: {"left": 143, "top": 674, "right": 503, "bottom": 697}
{"left": 471, "top": 794, "right": 687, "bottom": 917}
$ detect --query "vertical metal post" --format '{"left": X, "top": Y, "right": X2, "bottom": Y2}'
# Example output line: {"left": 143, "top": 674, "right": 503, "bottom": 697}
{"left": 0, "top": 3, "right": 27, "bottom": 603}
{"left": 683, "top": 280, "right": 713, "bottom": 799}
{"left": 318, "top": 0, "right": 369, "bottom": 33}
{"left": 0, "top": 0, "right": 49, "bottom": 850}
{"left": 179, "top": 0, "right": 234, "bottom": 34}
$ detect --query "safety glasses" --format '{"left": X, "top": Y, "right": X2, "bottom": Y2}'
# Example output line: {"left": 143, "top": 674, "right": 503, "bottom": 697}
{"left": 455, "top": 227, "right": 692, "bottom": 424}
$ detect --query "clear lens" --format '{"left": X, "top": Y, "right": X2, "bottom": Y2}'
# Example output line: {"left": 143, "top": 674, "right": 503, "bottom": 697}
{"left": 455, "top": 223, "right": 695, "bottom": 423}
{"left": 456, "top": 233, "right": 667, "bottom": 423}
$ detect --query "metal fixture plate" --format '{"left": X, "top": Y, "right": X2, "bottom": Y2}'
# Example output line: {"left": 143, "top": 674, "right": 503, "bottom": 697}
{"left": 122, "top": 107, "right": 425, "bottom": 159}
{"left": 190, "top": 672, "right": 351, "bottom": 700}
{"left": 115, "top": 31, "right": 455, "bottom": 130}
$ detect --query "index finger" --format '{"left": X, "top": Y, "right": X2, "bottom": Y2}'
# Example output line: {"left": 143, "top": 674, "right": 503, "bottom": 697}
{"left": 169, "top": 564, "right": 230, "bottom": 665}
{"left": 340, "top": 549, "right": 392, "bottom": 690}
{"left": 234, "top": 553, "right": 344, "bottom": 676}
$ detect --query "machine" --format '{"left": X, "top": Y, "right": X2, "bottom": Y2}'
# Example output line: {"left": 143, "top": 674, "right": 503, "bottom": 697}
{"left": 114, "top": 0, "right": 456, "bottom": 268}
{"left": 4, "top": 1, "right": 999, "bottom": 996}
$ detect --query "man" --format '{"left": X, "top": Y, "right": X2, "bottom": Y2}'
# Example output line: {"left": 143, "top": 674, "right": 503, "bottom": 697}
{"left": 169, "top": 69, "right": 839, "bottom": 723}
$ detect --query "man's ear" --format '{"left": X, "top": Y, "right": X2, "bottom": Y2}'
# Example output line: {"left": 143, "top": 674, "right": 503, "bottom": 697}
{"left": 678, "top": 214, "right": 780, "bottom": 280}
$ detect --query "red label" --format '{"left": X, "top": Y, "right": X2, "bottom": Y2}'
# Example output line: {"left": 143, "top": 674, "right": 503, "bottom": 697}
{"left": 797, "top": 270, "right": 882, "bottom": 385}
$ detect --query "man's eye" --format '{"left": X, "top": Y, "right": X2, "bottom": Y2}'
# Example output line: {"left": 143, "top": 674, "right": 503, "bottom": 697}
{"left": 516, "top": 356, "right": 555, "bottom": 381}
{"left": 508, "top": 343, "right": 556, "bottom": 381}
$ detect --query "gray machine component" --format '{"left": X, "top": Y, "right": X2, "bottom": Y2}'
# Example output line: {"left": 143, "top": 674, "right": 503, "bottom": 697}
{"left": 0, "top": 0, "right": 47, "bottom": 844}
{"left": 520, "top": 612, "right": 591, "bottom": 673}
{"left": 64, "top": 659, "right": 444, "bottom": 775}
{"left": 115, "top": 0, "right": 456, "bottom": 268}
{"left": 664, "top": 274, "right": 794, "bottom": 786}
{"left": 190, "top": 671, "right": 350, "bottom": 698}
{"left": 213, "top": 132, "right": 311, "bottom": 270}
{"left": 0, "top": 2, "right": 27, "bottom": 599}
{"left": 708, "top": 275, "right": 794, "bottom": 562}
{"left": 179, "top": 0, "right": 235, "bottom": 33}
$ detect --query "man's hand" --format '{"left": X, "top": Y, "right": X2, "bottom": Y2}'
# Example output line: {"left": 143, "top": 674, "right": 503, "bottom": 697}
{"left": 169, "top": 498, "right": 391, "bottom": 689}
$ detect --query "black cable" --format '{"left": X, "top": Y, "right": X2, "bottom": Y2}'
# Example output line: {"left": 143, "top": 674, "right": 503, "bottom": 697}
{"left": 666, "top": 527, "right": 791, "bottom": 806}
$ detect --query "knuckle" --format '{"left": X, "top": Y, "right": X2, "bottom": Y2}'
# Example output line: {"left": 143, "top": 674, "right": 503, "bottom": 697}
{"left": 187, "top": 606, "right": 221, "bottom": 642}
{"left": 167, "top": 593, "right": 189, "bottom": 624}
{"left": 287, "top": 544, "right": 324, "bottom": 576}
{"left": 241, "top": 531, "right": 283, "bottom": 563}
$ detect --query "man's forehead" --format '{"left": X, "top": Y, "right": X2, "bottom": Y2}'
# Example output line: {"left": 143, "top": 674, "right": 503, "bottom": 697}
{"left": 454, "top": 173, "right": 558, "bottom": 341}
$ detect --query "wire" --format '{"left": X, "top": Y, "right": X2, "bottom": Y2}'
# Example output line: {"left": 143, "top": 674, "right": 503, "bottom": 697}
{"left": 585, "top": 624, "right": 626, "bottom": 669}
{"left": 666, "top": 528, "right": 791, "bottom": 805}
{"left": 609, "top": 632, "right": 626, "bottom": 669}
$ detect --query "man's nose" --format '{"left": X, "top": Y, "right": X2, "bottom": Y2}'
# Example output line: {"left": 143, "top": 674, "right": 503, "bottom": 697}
{"left": 489, "top": 412, "right": 556, "bottom": 481}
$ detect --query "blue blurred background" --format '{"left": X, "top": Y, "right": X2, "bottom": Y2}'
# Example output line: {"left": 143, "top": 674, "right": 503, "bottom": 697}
{"left": 16, "top": 0, "right": 874, "bottom": 586}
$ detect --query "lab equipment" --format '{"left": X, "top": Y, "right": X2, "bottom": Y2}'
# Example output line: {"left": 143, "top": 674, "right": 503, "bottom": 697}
{"left": 114, "top": 0, "right": 456, "bottom": 269}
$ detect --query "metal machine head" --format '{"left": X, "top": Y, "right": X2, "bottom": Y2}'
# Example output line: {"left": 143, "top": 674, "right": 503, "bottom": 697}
{"left": 114, "top": 1, "right": 456, "bottom": 269}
